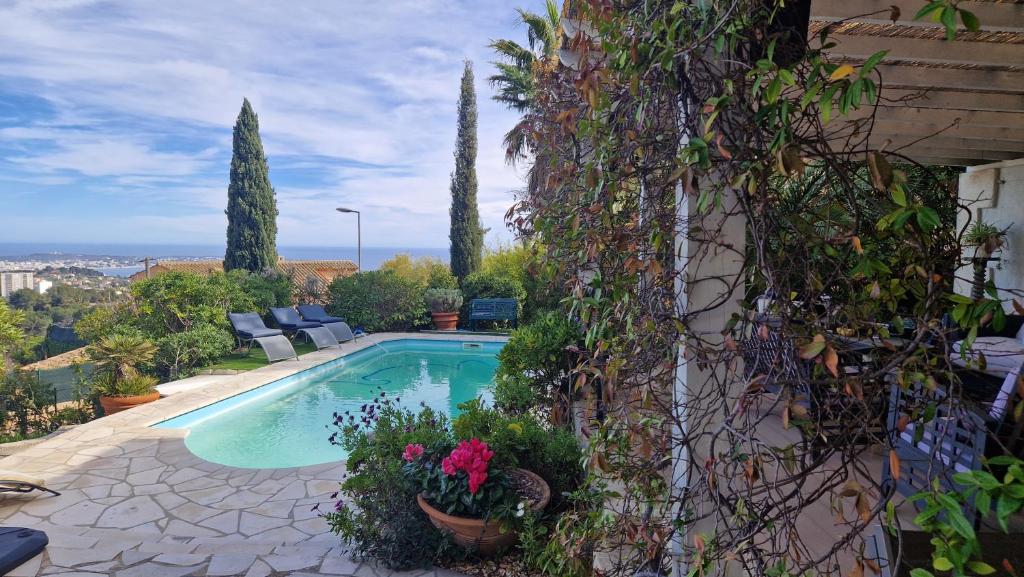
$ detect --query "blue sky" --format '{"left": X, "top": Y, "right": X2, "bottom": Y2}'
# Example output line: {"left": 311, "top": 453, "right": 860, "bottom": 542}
{"left": 0, "top": 0, "right": 538, "bottom": 248}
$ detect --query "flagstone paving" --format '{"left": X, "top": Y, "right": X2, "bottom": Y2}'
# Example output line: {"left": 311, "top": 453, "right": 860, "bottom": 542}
{"left": 0, "top": 333, "right": 506, "bottom": 576}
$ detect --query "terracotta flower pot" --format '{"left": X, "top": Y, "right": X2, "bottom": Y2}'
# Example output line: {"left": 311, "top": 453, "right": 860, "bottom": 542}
{"left": 99, "top": 391, "right": 160, "bottom": 415}
{"left": 417, "top": 468, "right": 550, "bottom": 555}
{"left": 431, "top": 311, "right": 459, "bottom": 331}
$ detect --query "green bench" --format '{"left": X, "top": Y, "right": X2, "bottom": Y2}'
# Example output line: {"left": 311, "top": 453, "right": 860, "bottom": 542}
{"left": 468, "top": 298, "right": 518, "bottom": 330}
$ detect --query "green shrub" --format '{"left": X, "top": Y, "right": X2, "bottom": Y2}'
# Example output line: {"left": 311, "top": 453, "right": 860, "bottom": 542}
{"left": 129, "top": 271, "right": 257, "bottom": 335}
{"left": 74, "top": 306, "right": 120, "bottom": 343}
{"left": 233, "top": 269, "right": 293, "bottom": 310}
{"left": 325, "top": 405, "right": 456, "bottom": 569}
{"left": 460, "top": 270, "right": 527, "bottom": 327}
{"left": 327, "top": 270, "right": 427, "bottom": 332}
{"left": 425, "top": 265, "right": 458, "bottom": 290}
{"left": 495, "top": 311, "right": 579, "bottom": 414}
{"left": 155, "top": 323, "right": 234, "bottom": 378}
{"left": 480, "top": 244, "right": 559, "bottom": 321}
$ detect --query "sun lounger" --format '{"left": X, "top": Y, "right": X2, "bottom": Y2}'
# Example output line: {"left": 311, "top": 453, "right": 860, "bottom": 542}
{"left": 228, "top": 313, "right": 298, "bottom": 363}
{"left": 297, "top": 326, "right": 340, "bottom": 350}
{"left": 297, "top": 304, "right": 345, "bottom": 324}
{"left": 0, "top": 527, "right": 49, "bottom": 576}
{"left": 0, "top": 470, "right": 60, "bottom": 497}
{"left": 324, "top": 321, "right": 357, "bottom": 343}
{"left": 270, "top": 307, "right": 322, "bottom": 335}
{"left": 228, "top": 312, "right": 284, "bottom": 348}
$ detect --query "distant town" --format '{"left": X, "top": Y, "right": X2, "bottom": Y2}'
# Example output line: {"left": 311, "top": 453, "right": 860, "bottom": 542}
{"left": 0, "top": 252, "right": 219, "bottom": 297}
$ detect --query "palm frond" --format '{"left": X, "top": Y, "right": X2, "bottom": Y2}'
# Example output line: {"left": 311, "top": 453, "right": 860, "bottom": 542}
{"left": 488, "top": 39, "right": 535, "bottom": 69}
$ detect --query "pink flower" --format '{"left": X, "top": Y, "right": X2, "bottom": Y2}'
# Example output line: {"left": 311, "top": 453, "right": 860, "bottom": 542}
{"left": 441, "top": 439, "right": 495, "bottom": 494}
{"left": 402, "top": 443, "right": 424, "bottom": 462}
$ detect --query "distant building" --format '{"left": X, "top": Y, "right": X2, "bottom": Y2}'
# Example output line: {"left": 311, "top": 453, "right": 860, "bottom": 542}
{"left": 36, "top": 279, "right": 53, "bottom": 294}
{"left": 1, "top": 270, "right": 34, "bottom": 299}
{"left": 128, "top": 258, "right": 358, "bottom": 291}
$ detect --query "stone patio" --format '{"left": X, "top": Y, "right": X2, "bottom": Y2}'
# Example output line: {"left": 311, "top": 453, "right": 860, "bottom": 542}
{"left": 0, "top": 332, "right": 507, "bottom": 576}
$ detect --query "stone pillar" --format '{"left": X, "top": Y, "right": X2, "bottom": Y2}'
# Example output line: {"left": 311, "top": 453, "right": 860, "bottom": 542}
{"left": 670, "top": 179, "right": 747, "bottom": 577}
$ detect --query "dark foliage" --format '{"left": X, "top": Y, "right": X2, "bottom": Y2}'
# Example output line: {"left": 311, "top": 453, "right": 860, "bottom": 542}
{"left": 225, "top": 98, "right": 278, "bottom": 273}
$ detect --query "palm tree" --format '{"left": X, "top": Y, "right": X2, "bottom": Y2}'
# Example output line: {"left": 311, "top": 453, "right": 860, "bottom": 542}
{"left": 87, "top": 333, "right": 157, "bottom": 382}
{"left": 489, "top": 0, "right": 562, "bottom": 164}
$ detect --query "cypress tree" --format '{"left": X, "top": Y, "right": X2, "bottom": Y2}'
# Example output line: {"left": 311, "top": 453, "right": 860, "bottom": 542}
{"left": 449, "top": 61, "right": 483, "bottom": 281}
{"left": 225, "top": 98, "right": 278, "bottom": 273}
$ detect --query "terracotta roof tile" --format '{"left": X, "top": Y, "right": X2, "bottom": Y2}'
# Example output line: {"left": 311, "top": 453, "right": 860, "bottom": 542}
{"left": 129, "top": 259, "right": 358, "bottom": 285}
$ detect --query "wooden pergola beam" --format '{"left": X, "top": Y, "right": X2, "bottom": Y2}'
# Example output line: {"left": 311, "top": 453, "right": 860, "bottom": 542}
{"left": 811, "top": 0, "right": 1024, "bottom": 33}
{"left": 822, "top": 33, "right": 1024, "bottom": 68}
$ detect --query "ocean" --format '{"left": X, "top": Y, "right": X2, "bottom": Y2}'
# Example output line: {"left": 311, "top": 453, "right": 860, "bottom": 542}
{"left": 0, "top": 243, "right": 448, "bottom": 277}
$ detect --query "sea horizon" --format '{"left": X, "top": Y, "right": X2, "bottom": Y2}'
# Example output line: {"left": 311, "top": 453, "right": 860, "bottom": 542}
{"left": 0, "top": 242, "right": 449, "bottom": 274}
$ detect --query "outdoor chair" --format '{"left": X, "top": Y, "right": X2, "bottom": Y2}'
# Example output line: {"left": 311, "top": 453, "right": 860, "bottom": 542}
{"left": 297, "top": 304, "right": 358, "bottom": 342}
{"left": 270, "top": 307, "right": 322, "bottom": 335}
{"left": 227, "top": 312, "right": 283, "bottom": 348}
{"left": 0, "top": 527, "right": 49, "bottom": 577}
{"left": 227, "top": 312, "right": 298, "bottom": 363}
{"left": 0, "top": 470, "right": 60, "bottom": 497}
{"left": 882, "top": 379, "right": 987, "bottom": 513}
{"left": 297, "top": 304, "right": 345, "bottom": 324}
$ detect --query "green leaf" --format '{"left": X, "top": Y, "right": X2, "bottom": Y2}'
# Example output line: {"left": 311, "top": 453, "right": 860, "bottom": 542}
{"left": 946, "top": 508, "right": 976, "bottom": 541}
{"left": 891, "top": 185, "right": 907, "bottom": 207}
{"left": 917, "top": 207, "right": 941, "bottom": 231}
{"left": 968, "top": 562, "right": 997, "bottom": 575}
{"left": 914, "top": 1, "right": 943, "bottom": 20}
{"left": 933, "top": 557, "right": 954, "bottom": 571}
{"left": 960, "top": 9, "right": 980, "bottom": 31}
{"left": 910, "top": 569, "right": 935, "bottom": 577}
{"left": 941, "top": 7, "right": 957, "bottom": 40}
{"left": 861, "top": 50, "right": 888, "bottom": 76}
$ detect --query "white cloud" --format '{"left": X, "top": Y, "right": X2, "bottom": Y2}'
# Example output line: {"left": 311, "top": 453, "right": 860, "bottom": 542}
{"left": 0, "top": 0, "right": 543, "bottom": 248}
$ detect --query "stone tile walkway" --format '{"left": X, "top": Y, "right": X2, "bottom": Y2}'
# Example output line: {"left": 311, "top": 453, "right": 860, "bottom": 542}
{"left": 0, "top": 333, "right": 506, "bottom": 576}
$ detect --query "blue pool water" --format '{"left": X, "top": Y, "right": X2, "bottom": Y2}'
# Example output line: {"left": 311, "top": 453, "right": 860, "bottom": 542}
{"left": 155, "top": 339, "right": 503, "bottom": 468}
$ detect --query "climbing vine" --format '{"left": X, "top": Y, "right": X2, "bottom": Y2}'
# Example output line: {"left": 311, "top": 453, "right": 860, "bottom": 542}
{"left": 504, "top": 1, "right": 1021, "bottom": 576}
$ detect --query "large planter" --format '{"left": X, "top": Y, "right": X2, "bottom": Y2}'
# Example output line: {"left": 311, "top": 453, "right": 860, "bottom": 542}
{"left": 417, "top": 468, "right": 550, "bottom": 555}
{"left": 431, "top": 311, "right": 459, "bottom": 331}
{"left": 99, "top": 392, "right": 160, "bottom": 415}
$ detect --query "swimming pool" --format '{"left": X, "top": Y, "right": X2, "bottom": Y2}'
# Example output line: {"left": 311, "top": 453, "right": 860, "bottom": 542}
{"left": 154, "top": 339, "right": 503, "bottom": 468}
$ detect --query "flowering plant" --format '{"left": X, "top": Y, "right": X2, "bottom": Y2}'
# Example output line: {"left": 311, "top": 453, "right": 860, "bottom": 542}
{"left": 402, "top": 438, "right": 518, "bottom": 520}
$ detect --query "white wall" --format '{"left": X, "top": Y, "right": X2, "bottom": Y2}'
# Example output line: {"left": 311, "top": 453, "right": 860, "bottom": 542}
{"left": 956, "top": 157, "right": 1024, "bottom": 307}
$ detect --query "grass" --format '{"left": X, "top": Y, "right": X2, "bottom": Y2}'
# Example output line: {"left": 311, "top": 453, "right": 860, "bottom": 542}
{"left": 205, "top": 342, "right": 319, "bottom": 372}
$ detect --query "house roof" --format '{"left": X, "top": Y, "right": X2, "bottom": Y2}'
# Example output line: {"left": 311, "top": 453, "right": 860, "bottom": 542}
{"left": 812, "top": 0, "right": 1024, "bottom": 166}
{"left": 129, "top": 259, "right": 358, "bottom": 284}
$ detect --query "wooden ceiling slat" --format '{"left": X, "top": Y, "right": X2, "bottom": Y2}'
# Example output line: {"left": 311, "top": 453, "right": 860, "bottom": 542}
{"left": 878, "top": 89, "right": 1024, "bottom": 113}
{"left": 872, "top": 65, "right": 1024, "bottom": 94}
{"left": 811, "top": 0, "right": 1024, "bottom": 33}
{"left": 822, "top": 33, "right": 1024, "bottom": 68}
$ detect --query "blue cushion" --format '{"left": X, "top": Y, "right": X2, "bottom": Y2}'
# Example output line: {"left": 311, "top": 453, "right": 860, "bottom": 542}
{"left": 237, "top": 327, "right": 283, "bottom": 339}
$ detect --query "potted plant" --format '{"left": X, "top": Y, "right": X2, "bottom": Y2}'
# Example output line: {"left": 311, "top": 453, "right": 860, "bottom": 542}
{"left": 965, "top": 220, "right": 1010, "bottom": 300}
{"left": 424, "top": 288, "right": 463, "bottom": 331}
{"left": 86, "top": 333, "right": 161, "bottom": 415}
{"left": 403, "top": 438, "right": 550, "bottom": 554}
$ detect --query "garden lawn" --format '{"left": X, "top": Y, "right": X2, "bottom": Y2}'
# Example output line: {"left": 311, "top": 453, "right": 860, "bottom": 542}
{"left": 205, "top": 342, "right": 318, "bottom": 371}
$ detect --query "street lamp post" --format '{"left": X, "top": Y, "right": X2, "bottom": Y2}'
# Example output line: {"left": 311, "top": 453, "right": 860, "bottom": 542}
{"left": 336, "top": 207, "right": 361, "bottom": 271}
